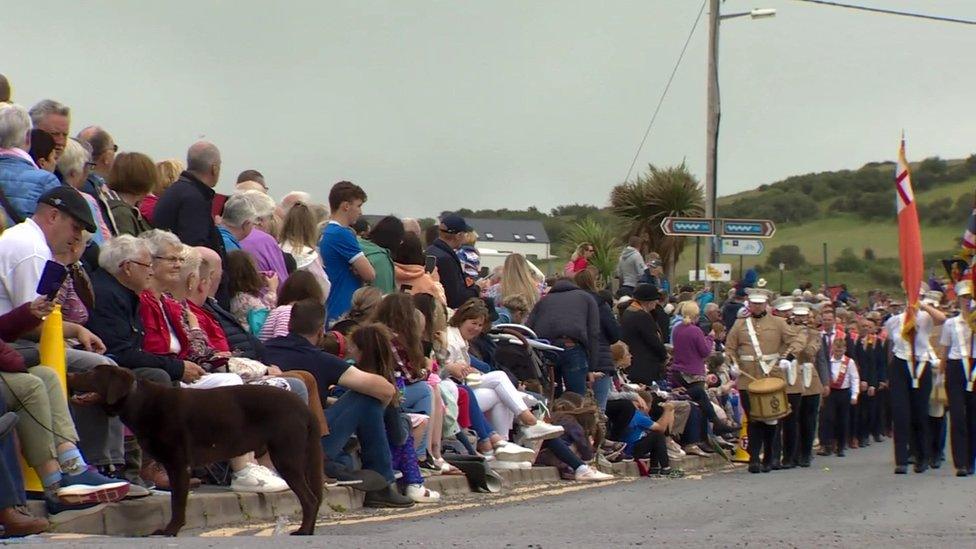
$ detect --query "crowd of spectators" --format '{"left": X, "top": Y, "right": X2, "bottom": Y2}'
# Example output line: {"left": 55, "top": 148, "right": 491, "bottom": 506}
{"left": 0, "top": 73, "right": 954, "bottom": 539}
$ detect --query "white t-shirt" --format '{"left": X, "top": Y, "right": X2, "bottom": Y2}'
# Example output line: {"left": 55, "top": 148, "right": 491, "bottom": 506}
{"left": 0, "top": 219, "right": 52, "bottom": 315}
{"left": 884, "top": 311, "right": 935, "bottom": 360}
{"left": 939, "top": 315, "right": 973, "bottom": 361}
{"left": 445, "top": 326, "right": 470, "bottom": 367}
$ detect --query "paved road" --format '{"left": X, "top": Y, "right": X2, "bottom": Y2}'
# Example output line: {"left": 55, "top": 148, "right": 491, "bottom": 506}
{"left": 26, "top": 440, "right": 976, "bottom": 548}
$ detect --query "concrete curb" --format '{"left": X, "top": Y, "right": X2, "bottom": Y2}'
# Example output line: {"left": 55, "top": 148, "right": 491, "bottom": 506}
{"left": 29, "top": 454, "right": 736, "bottom": 536}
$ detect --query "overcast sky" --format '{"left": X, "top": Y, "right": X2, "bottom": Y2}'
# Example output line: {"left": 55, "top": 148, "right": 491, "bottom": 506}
{"left": 3, "top": 0, "right": 974, "bottom": 218}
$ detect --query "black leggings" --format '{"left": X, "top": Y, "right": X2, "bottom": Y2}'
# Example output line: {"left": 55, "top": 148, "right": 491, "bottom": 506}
{"left": 632, "top": 431, "right": 670, "bottom": 469}
{"left": 685, "top": 382, "right": 720, "bottom": 426}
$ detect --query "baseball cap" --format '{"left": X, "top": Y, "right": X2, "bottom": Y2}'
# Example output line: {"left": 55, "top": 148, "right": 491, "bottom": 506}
{"left": 439, "top": 214, "right": 473, "bottom": 234}
{"left": 37, "top": 186, "right": 97, "bottom": 233}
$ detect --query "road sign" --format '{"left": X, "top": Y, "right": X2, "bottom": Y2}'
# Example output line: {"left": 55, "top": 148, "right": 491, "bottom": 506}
{"left": 720, "top": 238, "right": 764, "bottom": 256}
{"left": 719, "top": 218, "right": 776, "bottom": 239}
{"left": 705, "top": 263, "right": 732, "bottom": 282}
{"left": 661, "top": 217, "right": 716, "bottom": 237}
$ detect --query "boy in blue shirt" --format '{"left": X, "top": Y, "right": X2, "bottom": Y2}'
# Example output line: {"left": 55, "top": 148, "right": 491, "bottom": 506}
{"left": 319, "top": 181, "right": 375, "bottom": 324}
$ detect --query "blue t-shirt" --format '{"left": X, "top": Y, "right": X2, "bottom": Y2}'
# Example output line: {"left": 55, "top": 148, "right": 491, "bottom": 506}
{"left": 320, "top": 221, "right": 364, "bottom": 323}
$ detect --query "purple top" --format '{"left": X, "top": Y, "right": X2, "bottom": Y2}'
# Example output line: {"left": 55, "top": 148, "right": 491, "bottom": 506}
{"left": 670, "top": 322, "right": 714, "bottom": 376}
{"left": 240, "top": 228, "right": 289, "bottom": 292}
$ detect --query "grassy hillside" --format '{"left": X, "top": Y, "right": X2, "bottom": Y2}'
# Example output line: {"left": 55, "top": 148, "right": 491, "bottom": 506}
{"left": 674, "top": 173, "right": 976, "bottom": 296}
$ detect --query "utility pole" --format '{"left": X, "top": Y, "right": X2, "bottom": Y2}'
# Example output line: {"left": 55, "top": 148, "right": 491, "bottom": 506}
{"left": 705, "top": 0, "right": 721, "bottom": 264}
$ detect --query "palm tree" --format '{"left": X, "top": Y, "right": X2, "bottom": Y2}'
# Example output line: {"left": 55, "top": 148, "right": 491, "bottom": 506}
{"left": 610, "top": 162, "right": 705, "bottom": 280}
{"left": 561, "top": 217, "right": 622, "bottom": 285}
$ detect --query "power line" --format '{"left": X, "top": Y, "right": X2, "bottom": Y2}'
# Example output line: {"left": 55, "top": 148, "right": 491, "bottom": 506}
{"left": 793, "top": 0, "right": 976, "bottom": 26}
{"left": 623, "top": 0, "right": 707, "bottom": 184}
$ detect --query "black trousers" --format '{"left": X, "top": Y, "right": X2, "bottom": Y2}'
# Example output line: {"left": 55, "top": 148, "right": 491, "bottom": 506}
{"left": 781, "top": 393, "right": 802, "bottom": 465}
{"left": 633, "top": 431, "right": 670, "bottom": 469}
{"left": 857, "top": 392, "right": 877, "bottom": 442}
{"left": 945, "top": 359, "right": 976, "bottom": 471}
{"left": 823, "top": 390, "right": 851, "bottom": 451}
{"left": 889, "top": 358, "right": 933, "bottom": 466}
{"left": 799, "top": 394, "right": 821, "bottom": 462}
{"left": 741, "top": 391, "right": 776, "bottom": 466}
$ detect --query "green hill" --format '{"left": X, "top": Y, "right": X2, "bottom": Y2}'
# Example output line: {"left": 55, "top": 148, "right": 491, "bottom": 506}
{"left": 673, "top": 156, "right": 976, "bottom": 296}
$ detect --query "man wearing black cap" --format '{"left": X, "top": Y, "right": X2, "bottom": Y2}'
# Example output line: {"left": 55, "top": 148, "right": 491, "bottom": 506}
{"left": 0, "top": 185, "right": 137, "bottom": 486}
{"left": 426, "top": 213, "right": 480, "bottom": 309}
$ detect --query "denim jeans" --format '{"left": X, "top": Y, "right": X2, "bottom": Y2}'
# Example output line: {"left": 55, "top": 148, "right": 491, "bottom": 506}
{"left": 592, "top": 375, "right": 613, "bottom": 412}
{"left": 321, "top": 391, "right": 396, "bottom": 483}
{"left": 543, "top": 437, "right": 584, "bottom": 470}
{"left": 402, "top": 381, "right": 433, "bottom": 459}
{"left": 0, "top": 394, "right": 25, "bottom": 508}
{"left": 555, "top": 345, "right": 588, "bottom": 397}
{"left": 460, "top": 384, "right": 495, "bottom": 442}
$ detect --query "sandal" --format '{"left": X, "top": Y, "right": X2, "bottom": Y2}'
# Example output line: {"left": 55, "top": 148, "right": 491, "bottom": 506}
{"left": 405, "top": 484, "right": 441, "bottom": 503}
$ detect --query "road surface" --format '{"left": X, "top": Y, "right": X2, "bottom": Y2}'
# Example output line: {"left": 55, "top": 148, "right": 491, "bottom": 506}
{"left": 28, "top": 440, "right": 976, "bottom": 548}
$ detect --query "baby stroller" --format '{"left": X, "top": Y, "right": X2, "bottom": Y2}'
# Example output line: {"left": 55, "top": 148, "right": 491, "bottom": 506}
{"left": 488, "top": 324, "right": 562, "bottom": 402}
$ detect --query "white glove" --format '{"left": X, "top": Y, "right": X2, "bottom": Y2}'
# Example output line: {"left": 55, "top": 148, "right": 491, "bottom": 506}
{"left": 730, "top": 361, "right": 740, "bottom": 376}
{"left": 778, "top": 359, "right": 791, "bottom": 373}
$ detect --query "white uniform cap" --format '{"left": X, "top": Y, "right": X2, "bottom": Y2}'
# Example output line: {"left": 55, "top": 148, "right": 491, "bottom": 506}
{"left": 746, "top": 288, "right": 771, "bottom": 304}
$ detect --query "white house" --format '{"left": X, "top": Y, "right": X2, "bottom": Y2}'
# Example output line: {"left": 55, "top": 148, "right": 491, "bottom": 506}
{"left": 466, "top": 218, "right": 553, "bottom": 270}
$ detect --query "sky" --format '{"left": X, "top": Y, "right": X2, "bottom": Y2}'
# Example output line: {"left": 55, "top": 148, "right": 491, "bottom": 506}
{"left": 3, "top": 0, "right": 974, "bottom": 218}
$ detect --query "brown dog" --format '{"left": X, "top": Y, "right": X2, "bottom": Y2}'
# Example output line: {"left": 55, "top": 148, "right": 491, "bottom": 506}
{"left": 68, "top": 364, "right": 322, "bottom": 536}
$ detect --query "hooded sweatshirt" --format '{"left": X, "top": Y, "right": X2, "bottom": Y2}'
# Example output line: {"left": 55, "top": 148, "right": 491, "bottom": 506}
{"left": 394, "top": 262, "right": 447, "bottom": 305}
{"left": 616, "top": 246, "right": 645, "bottom": 288}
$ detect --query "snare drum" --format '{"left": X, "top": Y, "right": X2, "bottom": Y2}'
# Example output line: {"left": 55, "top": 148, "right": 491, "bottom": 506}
{"left": 747, "top": 377, "right": 791, "bottom": 421}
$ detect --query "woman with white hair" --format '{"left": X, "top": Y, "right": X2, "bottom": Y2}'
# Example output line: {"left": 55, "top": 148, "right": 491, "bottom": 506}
{"left": 56, "top": 138, "right": 111, "bottom": 242}
{"left": 237, "top": 191, "right": 289, "bottom": 291}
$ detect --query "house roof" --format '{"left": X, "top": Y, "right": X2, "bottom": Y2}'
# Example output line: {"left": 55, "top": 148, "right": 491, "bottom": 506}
{"left": 466, "top": 218, "right": 550, "bottom": 244}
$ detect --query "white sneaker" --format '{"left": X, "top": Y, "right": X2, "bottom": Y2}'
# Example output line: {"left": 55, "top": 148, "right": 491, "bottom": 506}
{"left": 520, "top": 422, "right": 564, "bottom": 441}
{"left": 575, "top": 466, "right": 614, "bottom": 482}
{"left": 404, "top": 483, "right": 441, "bottom": 503}
{"left": 666, "top": 438, "right": 686, "bottom": 460}
{"left": 494, "top": 442, "right": 535, "bottom": 462}
{"left": 230, "top": 464, "right": 289, "bottom": 493}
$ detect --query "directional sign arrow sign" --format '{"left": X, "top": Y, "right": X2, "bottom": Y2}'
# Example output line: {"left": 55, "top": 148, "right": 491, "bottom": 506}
{"left": 720, "top": 238, "right": 765, "bottom": 256}
{"left": 719, "top": 218, "right": 776, "bottom": 239}
{"left": 660, "top": 217, "right": 716, "bottom": 237}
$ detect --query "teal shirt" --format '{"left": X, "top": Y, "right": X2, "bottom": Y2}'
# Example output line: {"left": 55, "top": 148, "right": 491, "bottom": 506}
{"left": 358, "top": 238, "right": 395, "bottom": 294}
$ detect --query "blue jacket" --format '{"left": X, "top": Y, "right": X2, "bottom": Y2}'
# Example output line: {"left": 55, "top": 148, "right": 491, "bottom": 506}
{"left": 0, "top": 154, "right": 60, "bottom": 224}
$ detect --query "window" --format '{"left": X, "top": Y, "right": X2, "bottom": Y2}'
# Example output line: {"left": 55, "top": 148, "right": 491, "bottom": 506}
{"left": 525, "top": 234, "right": 536, "bottom": 241}
{"left": 485, "top": 232, "right": 494, "bottom": 240}
{"left": 513, "top": 234, "right": 521, "bottom": 240}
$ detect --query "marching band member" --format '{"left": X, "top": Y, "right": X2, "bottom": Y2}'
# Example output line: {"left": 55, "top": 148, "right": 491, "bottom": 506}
{"left": 821, "top": 338, "right": 860, "bottom": 457}
{"left": 884, "top": 291, "right": 946, "bottom": 474}
{"left": 939, "top": 280, "right": 976, "bottom": 477}
{"left": 726, "top": 289, "right": 803, "bottom": 473}
{"left": 782, "top": 302, "right": 821, "bottom": 468}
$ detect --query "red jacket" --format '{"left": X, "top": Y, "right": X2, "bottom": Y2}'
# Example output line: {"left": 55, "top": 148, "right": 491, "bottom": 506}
{"left": 138, "top": 290, "right": 193, "bottom": 359}
{"left": 188, "top": 300, "right": 230, "bottom": 353}
{"left": 0, "top": 303, "right": 43, "bottom": 373}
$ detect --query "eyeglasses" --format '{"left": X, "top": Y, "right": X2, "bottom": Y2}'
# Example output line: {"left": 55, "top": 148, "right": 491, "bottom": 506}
{"left": 125, "top": 260, "right": 153, "bottom": 269}
{"left": 84, "top": 161, "right": 97, "bottom": 170}
{"left": 153, "top": 255, "right": 185, "bottom": 264}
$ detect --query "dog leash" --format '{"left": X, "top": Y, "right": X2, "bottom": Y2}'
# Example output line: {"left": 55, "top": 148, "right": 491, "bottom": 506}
{"left": 0, "top": 374, "right": 77, "bottom": 443}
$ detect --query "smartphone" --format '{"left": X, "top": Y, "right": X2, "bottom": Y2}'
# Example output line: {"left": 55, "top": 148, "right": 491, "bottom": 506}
{"left": 400, "top": 284, "right": 413, "bottom": 293}
{"left": 36, "top": 260, "right": 68, "bottom": 300}
{"left": 424, "top": 255, "right": 436, "bottom": 274}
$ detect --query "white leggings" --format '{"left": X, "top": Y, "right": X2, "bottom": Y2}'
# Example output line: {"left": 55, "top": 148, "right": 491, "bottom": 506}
{"left": 473, "top": 371, "right": 531, "bottom": 440}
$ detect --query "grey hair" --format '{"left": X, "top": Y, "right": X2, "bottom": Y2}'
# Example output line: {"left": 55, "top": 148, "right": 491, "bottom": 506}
{"left": 77, "top": 125, "right": 113, "bottom": 157}
{"left": 179, "top": 245, "right": 202, "bottom": 281}
{"left": 29, "top": 99, "right": 70, "bottom": 126}
{"left": 99, "top": 235, "right": 151, "bottom": 275}
{"left": 281, "top": 191, "right": 311, "bottom": 209}
{"left": 241, "top": 190, "right": 276, "bottom": 219}
{"left": 139, "top": 229, "right": 183, "bottom": 256}
{"left": 186, "top": 141, "right": 220, "bottom": 173}
{"left": 0, "top": 103, "right": 31, "bottom": 149}
{"left": 56, "top": 138, "right": 91, "bottom": 177}
{"left": 221, "top": 192, "right": 259, "bottom": 228}
{"left": 704, "top": 302, "right": 720, "bottom": 314}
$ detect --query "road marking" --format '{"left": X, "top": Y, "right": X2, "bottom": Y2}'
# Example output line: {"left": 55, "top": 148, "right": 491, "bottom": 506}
{"left": 202, "top": 479, "right": 637, "bottom": 537}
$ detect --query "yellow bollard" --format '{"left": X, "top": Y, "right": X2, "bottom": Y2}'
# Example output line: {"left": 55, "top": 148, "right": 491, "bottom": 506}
{"left": 732, "top": 414, "right": 750, "bottom": 463}
{"left": 18, "top": 305, "right": 67, "bottom": 493}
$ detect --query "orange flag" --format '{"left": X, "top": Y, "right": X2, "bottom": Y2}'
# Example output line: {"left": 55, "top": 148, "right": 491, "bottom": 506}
{"left": 895, "top": 134, "right": 923, "bottom": 340}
